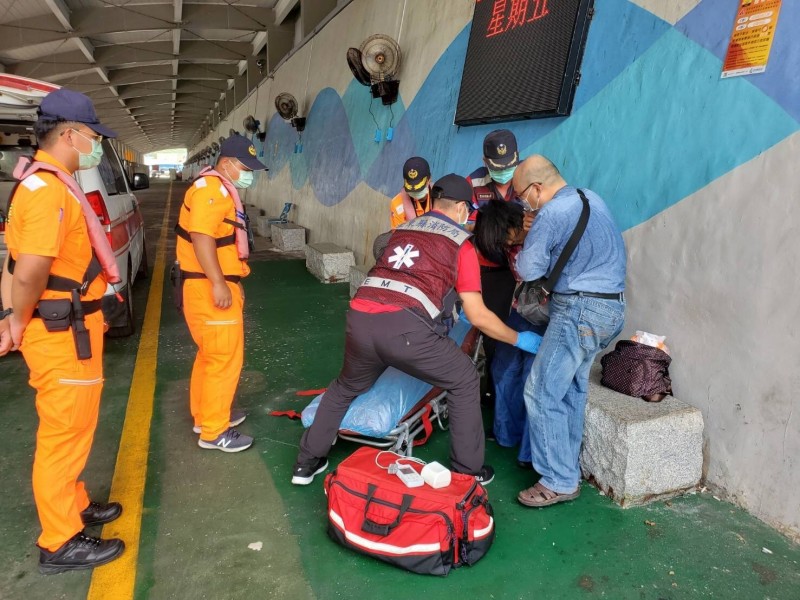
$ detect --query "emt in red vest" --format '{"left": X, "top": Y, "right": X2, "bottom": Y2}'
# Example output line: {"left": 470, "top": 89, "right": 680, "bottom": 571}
{"left": 291, "top": 174, "right": 543, "bottom": 486}
{"left": 0, "top": 89, "right": 124, "bottom": 574}
{"left": 389, "top": 156, "right": 432, "bottom": 229}
{"left": 175, "top": 134, "right": 267, "bottom": 453}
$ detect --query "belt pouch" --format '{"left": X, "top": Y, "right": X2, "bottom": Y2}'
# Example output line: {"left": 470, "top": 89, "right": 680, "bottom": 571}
{"left": 36, "top": 299, "right": 73, "bottom": 333}
{"left": 70, "top": 290, "right": 92, "bottom": 360}
{"left": 170, "top": 261, "right": 183, "bottom": 312}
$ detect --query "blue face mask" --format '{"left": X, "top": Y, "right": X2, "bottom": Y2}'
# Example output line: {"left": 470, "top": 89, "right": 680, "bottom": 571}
{"left": 72, "top": 130, "right": 103, "bottom": 170}
{"left": 488, "top": 166, "right": 515, "bottom": 185}
{"left": 408, "top": 188, "right": 428, "bottom": 200}
{"left": 233, "top": 169, "right": 254, "bottom": 189}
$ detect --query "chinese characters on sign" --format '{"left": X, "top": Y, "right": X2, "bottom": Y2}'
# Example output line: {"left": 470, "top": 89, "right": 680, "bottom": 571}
{"left": 483, "top": 0, "right": 550, "bottom": 38}
{"left": 721, "top": 0, "right": 782, "bottom": 78}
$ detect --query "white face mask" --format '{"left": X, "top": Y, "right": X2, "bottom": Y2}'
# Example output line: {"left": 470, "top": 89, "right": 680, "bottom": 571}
{"left": 458, "top": 203, "right": 470, "bottom": 226}
{"left": 408, "top": 188, "right": 428, "bottom": 200}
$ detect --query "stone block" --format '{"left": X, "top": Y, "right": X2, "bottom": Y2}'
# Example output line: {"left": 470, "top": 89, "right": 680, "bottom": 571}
{"left": 349, "top": 264, "right": 371, "bottom": 297}
{"left": 256, "top": 215, "right": 271, "bottom": 238}
{"left": 305, "top": 243, "right": 355, "bottom": 283}
{"left": 580, "top": 363, "right": 703, "bottom": 507}
{"left": 271, "top": 223, "right": 306, "bottom": 252}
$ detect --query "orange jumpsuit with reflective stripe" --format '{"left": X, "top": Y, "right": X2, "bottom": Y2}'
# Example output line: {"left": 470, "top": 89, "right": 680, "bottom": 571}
{"left": 5, "top": 150, "right": 108, "bottom": 552}
{"left": 176, "top": 174, "right": 249, "bottom": 441}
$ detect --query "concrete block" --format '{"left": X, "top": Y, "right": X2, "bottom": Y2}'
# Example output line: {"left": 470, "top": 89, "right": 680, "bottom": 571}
{"left": 305, "top": 243, "right": 355, "bottom": 283}
{"left": 349, "top": 264, "right": 371, "bottom": 297}
{"left": 271, "top": 223, "right": 306, "bottom": 252}
{"left": 580, "top": 364, "right": 703, "bottom": 507}
{"left": 256, "top": 215, "right": 271, "bottom": 238}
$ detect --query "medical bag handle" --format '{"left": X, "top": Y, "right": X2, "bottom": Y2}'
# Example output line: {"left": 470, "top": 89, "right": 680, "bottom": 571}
{"left": 361, "top": 484, "right": 413, "bottom": 537}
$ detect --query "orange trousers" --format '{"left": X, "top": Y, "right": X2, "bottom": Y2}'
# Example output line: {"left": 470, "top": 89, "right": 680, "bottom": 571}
{"left": 183, "top": 279, "right": 244, "bottom": 441}
{"left": 21, "top": 311, "right": 104, "bottom": 552}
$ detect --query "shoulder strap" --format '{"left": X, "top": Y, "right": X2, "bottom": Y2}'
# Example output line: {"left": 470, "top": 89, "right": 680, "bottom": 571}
{"left": 542, "top": 189, "right": 590, "bottom": 294}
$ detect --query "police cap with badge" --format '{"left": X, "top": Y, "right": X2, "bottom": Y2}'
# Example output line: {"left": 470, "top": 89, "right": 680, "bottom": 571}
{"left": 402, "top": 156, "right": 430, "bottom": 194}
{"left": 483, "top": 129, "right": 519, "bottom": 170}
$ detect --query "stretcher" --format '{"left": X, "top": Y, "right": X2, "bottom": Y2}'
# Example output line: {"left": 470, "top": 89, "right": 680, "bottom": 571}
{"left": 301, "top": 318, "right": 483, "bottom": 456}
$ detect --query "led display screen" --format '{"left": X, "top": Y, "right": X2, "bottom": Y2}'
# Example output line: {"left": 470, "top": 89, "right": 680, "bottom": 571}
{"left": 455, "top": 0, "right": 594, "bottom": 126}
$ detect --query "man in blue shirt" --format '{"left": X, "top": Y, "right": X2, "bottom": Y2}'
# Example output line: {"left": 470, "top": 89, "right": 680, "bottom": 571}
{"left": 514, "top": 155, "right": 627, "bottom": 507}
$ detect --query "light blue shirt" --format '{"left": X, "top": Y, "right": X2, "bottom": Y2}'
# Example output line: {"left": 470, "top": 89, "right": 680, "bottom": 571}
{"left": 515, "top": 186, "right": 626, "bottom": 294}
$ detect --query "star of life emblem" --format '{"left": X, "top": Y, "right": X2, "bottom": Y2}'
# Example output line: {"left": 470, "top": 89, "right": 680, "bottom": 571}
{"left": 388, "top": 244, "right": 420, "bottom": 269}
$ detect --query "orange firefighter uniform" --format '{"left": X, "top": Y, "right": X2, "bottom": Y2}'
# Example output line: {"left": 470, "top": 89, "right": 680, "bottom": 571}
{"left": 5, "top": 150, "right": 108, "bottom": 552}
{"left": 176, "top": 174, "right": 249, "bottom": 441}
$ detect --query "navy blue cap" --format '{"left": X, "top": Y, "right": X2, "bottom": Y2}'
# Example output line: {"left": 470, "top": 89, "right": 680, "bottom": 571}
{"left": 220, "top": 134, "right": 268, "bottom": 170}
{"left": 38, "top": 88, "right": 117, "bottom": 138}
{"left": 402, "top": 156, "right": 430, "bottom": 192}
{"left": 431, "top": 174, "right": 473, "bottom": 204}
{"left": 483, "top": 129, "right": 518, "bottom": 169}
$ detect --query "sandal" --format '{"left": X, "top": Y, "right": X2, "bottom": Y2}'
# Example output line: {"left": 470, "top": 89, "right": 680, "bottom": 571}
{"left": 517, "top": 481, "right": 580, "bottom": 508}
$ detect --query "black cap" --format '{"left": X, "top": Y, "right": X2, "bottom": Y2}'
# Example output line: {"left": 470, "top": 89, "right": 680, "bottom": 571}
{"left": 483, "top": 129, "right": 519, "bottom": 169}
{"left": 220, "top": 134, "right": 268, "bottom": 170}
{"left": 402, "top": 156, "right": 430, "bottom": 193}
{"left": 38, "top": 88, "right": 117, "bottom": 138}
{"left": 431, "top": 174, "right": 472, "bottom": 204}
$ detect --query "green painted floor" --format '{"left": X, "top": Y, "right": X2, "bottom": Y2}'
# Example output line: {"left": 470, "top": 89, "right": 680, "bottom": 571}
{"left": 1, "top": 183, "right": 799, "bottom": 599}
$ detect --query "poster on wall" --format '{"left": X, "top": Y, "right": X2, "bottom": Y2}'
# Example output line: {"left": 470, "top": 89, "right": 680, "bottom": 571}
{"left": 721, "top": 0, "right": 782, "bottom": 78}
{"left": 455, "top": 0, "right": 594, "bottom": 125}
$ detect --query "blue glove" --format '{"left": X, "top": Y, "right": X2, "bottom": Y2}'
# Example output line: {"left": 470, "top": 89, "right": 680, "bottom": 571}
{"left": 514, "top": 331, "right": 542, "bottom": 354}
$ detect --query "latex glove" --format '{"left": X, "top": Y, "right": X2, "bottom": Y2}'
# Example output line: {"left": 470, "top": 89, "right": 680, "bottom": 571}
{"left": 514, "top": 331, "right": 542, "bottom": 354}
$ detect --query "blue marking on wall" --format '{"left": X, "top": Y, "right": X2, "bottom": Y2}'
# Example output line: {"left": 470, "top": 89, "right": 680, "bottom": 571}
{"left": 677, "top": 0, "right": 800, "bottom": 123}
{"left": 304, "top": 87, "right": 361, "bottom": 206}
{"left": 524, "top": 28, "right": 800, "bottom": 231}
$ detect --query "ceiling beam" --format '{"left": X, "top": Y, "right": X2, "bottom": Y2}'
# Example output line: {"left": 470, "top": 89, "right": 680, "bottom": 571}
{"left": 43, "top": 0, "right": 73, "bottom": 32}
{"left": 174, "top": 0, "right": 184, "bottom": 24}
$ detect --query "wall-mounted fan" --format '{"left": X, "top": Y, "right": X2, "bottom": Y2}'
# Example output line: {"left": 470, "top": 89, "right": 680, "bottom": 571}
{"left": 243, "top": 115, "right": 267, "bottom": 142}
{"left": 360, "top": 34, "right": 401, "bottom": 106}
{"left": 346, "top": 48, "right": 371, "bottom": 86}
{"left": 274, "top": 93, "right": 306, "bottom": 132}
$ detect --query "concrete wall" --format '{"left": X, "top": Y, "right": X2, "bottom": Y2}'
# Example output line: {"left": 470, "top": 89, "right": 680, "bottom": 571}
{"left": 190, "top": 0, "right": 800, "bottom": 540}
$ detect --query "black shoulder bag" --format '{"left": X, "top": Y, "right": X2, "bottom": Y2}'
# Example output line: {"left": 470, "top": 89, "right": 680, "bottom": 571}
{"left": 515, "top": 189, "right": 590, "bottom": 328}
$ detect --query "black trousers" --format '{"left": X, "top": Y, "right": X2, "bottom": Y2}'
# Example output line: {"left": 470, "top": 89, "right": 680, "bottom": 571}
{"left": 296, "top": 309, "right": 483, "bottom": 474}
{"left": 479, "top": 266, "right": 517, "bottom": 389}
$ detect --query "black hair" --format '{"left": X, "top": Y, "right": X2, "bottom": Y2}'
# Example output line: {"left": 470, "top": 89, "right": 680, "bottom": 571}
{"left": 473, "top": 200, "right": 524, "bottom": 266}
{"left": 33, "top": 116, "right": 70, "bottom": 148}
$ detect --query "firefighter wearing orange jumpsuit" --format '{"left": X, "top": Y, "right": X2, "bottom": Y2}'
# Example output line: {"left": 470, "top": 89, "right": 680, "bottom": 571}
{"left": 175, "top": 135, "right": 267, "bottom": 452}
{"left": 0, "top": 89, "right": 125, "bottom": 574}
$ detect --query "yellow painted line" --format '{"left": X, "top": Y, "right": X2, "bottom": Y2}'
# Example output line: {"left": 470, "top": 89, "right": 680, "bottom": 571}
{"left": 87, "top": 182, "right": 173, "bottom": 600}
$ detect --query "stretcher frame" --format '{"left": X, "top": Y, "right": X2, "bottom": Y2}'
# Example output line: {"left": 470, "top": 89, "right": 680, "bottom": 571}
{"left": 336, "top": 328, "right": 485, "bottom": 457}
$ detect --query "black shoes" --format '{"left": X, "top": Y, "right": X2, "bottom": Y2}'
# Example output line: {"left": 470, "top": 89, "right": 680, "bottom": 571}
{"left": 291, "top": 457, "right": 329, "bottom": 485}
{"left": 38, "top": 531, "right": 125, "bottom": 575}
{"left": 473, "top": 464, "right": 495, "bottom": 485}
{"left": 80, "top": 501, "right": 123, "bottom": 527}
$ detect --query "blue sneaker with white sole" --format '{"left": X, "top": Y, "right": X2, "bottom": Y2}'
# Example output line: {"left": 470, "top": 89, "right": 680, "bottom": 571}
{"left": 197, "top": 428, "right": 253, "bottom": 453}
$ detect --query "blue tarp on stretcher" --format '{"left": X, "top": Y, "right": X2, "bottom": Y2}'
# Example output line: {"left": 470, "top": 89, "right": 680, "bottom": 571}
{"left": 301, "top": 319, "right": 472, "bottom": 438}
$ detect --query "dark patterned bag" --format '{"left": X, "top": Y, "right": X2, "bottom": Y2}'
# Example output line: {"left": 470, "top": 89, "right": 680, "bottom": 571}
{"left": 600, "top": 340, "right": 673, "bottom": 402}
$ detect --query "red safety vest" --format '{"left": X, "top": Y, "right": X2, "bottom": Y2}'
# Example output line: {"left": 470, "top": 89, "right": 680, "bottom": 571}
{"left": 355, "top": 212, "right": 470, "bottom": 320}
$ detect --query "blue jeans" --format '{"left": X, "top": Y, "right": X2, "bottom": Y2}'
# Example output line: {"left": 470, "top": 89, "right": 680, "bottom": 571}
{"left": 491, "top": 309, "right": 545, "bottom": 463}
{"left": 524, "top": 293, "right": 625, "bottom": 493}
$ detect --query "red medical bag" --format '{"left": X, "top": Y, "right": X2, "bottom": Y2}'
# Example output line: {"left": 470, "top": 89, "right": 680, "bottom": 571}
{"left": 323, "top": 447, "right": 495, "bottom": 576}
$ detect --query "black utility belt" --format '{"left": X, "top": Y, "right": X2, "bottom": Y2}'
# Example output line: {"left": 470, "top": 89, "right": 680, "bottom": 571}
{"left": 180, "top": 270, "right": 242, "bottom": 284}
{"left": 556, "top": 291, "right": 625, "bottom": 301}
{"left": 31, "top": 296, "right": 100, "bottom": 360}
{"left": 33, "top": 298, "right": 102, "bottom": 323}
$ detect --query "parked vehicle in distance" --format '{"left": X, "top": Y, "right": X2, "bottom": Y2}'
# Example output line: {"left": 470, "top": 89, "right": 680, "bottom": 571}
{"left": 0, "top": 74, "right": 150, "bottom": 337}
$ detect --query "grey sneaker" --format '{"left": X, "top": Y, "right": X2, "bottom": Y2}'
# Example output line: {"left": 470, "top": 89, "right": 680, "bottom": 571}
{"left": 193, "top": 409, "right": 247, "bottom": 434}
{"left": 291, "top": 458, "right": 329, "bottom": 485}
{"left": 197, "top": 428, "right": 253, "bottom": 453}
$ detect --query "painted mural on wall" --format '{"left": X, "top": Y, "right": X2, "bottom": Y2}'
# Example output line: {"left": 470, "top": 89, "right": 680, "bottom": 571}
{"left": 258, "top": 0, "right": 797, "bottom": 232}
